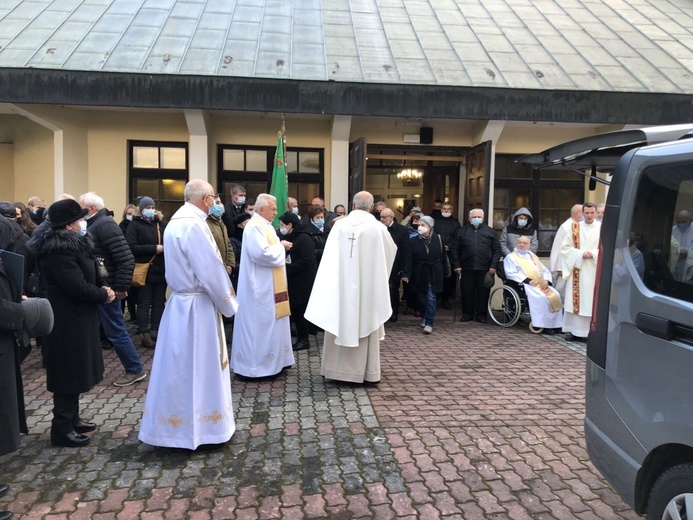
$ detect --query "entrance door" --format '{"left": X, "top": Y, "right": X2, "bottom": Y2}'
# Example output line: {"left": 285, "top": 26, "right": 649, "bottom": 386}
{"left": 349, "top": 138, "right": 367, "bottom": 205}
{"left": 423, "top": 166, "right": 459, "bottom": 213}
{"left": 464, "top": 141, "right": 492, "bottom": 217}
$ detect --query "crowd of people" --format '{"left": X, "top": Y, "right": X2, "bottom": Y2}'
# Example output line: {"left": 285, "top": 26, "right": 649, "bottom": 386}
{"left": 2, "top": 182, "right": 691, "bottom": 518}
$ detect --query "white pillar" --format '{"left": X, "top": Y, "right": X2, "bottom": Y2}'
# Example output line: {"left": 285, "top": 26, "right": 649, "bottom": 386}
{"left": 329, "top": 115, "right": 351, "bottom": 208}
{"left": 474, "top": 120, "right": 506, "bottom": 226}
{"left": 184, "top": 109, "right": 208, "bottom": 181}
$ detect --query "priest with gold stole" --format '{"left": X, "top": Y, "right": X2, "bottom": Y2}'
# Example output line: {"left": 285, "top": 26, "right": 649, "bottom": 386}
{"left": 560, "top": 202, "right": 601, "bottom": 340}
{"left": 503, "top": 235, "right": 563, "bottom": 332}
{"left": 305, "top": 191, "right": 396, "bottom": 384}
{"left": 231, "top": 193, "right": 295, "bottom": 379}
{"left": 139, "top": 180, "right": 238, "bottom": 450}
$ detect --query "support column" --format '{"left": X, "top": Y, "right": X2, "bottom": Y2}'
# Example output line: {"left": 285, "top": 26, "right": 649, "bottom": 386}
{"left": 184, "top": 109, "right": 208, "bottom": 182}
{"left": 472, "top": 120, "right": 506, "bottom": 225}
{"left": 329, "top": 115, "right": 351, "bottom": 209}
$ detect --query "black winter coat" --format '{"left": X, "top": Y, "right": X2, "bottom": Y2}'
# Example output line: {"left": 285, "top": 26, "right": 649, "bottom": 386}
{"left": 0, "top": 259, "right": 26, "bottom": 456}
{"left": 86, "top": 209, "right": 135, "bottom": 292}
{"left": 125, "top": 217, "right": 166, "bottom": 284}
{"left": 284, "top": 227, "right": 317, "bottom": 309}
{"left": 403, "top": 232, "right": 445, "bottom": 294}
{"left": 304, "top": 223, "right": 328, "bottom": 266}
{"left": 433, "top": 215, "right": 461, "bottom": 248}
{"left": 27, "top": 227, "right": 108, "bottom": 394}
{"left": 451, "top": 223, "right": 501, "bottom": 271}
{"left": 387, "top": 221, "right": 410, "bottom": 282}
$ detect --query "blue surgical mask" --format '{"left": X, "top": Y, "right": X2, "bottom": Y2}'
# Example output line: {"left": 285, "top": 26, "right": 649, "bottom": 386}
{"left": 210, "top": 204, "right": 224, "bottom": 217}
{"left": 78, "top": 220, "right": 87, "bottom": 236}
{"left": 142, "top": 209, "right": 156, "bottom": 219}
{"left": 677, "top": 223, "right": 689, "bottom": 232}
{"left": 517, "top": 218, "right": 528, "bottom": 228}
{"left": 314, "top": 219, "right": 325, "bottom": 229}
{"left": 471, "top": 217, "right": 483, "bottom": 227}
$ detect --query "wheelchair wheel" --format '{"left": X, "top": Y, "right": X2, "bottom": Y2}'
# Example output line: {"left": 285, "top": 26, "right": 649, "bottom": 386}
{"left": 528, "top": 323, "right": 543, "bottom": 334}
{"left": 488, "top": 285, "right": 521, "bottom": 327}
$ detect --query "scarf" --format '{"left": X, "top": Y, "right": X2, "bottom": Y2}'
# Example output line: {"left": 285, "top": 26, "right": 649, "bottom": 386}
{"left": 258, "top": 217, "right": 291, "bottom": 319}
{"left": 571, "top": 220, "right": 581, "bottom": 312}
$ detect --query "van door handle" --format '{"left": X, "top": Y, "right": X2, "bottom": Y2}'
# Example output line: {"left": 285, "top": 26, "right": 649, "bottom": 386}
{"left": 636, "top": 313, "right": 675, "bottom": 340}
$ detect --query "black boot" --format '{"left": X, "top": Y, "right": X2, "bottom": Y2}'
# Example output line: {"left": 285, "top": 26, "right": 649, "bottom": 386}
{"left": 73, "top": 419, "right": 96, "bottom": 433}
{"left": 0, "top": 511, "right": 13, "bottom": 520}
{"left": 292, "top": 338, "right": 310, "bottom": 351}
{"left": 51, "top": 431, "right": 91, "bottom": 448}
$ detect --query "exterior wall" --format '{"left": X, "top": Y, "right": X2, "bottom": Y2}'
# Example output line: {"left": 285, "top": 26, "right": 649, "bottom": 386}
{"left": 9, "top": 115, "right": 53, "bottom": 205}
{"left": 0, "top": 143, "right": 14, "bottom": 200}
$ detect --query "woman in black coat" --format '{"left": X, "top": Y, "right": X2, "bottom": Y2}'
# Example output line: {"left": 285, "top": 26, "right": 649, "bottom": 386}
{"left": 279, "top": 212, "right": 317, "bottom": 351}
{"left": 125, "top": 197, "right": 166, "bottom": 349}
{"left": 118, "top": 204, "right": 137, "bottom": 321}
{"left": 27, "top": 199, "right": 114, "bottom": 447}
{"left": 402, "top": 216, "right": 445, "bottom": 335}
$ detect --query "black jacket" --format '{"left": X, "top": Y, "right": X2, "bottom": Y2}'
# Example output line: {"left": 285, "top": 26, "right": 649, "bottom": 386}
{"left": 451, "top": 223, "right": 501, "bottom": 271}
{"left": 125, "top": 216, "right": 166, "bottom": 284}
{"left": 433, "top": 215, "right": 461, "bottom": 248}
{"left": 386, "top": 221, "right": 410, "bottom": 281}
{"left": 27, "top": 227, "right": 107, "bottom": 394}
{"left": 284, "top": 226, "right": 317, "bottom": 308}
{"left": 304, "top": 223, "right": 328, "bottom": 266}
{"left": 86, "top": 209, "right": 135, "bottom": 292}
{"left": 403, "top": 232, "right": 445, "bottom": 294}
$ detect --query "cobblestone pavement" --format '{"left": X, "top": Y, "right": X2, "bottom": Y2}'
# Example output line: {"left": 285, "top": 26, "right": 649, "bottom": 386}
{"left": 0, "top": 309, "right": 642, "bottom": 519}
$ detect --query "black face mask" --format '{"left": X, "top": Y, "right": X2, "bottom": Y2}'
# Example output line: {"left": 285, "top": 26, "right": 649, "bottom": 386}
{"left": 411, "top": 223, "right": 419, "bottom": 229}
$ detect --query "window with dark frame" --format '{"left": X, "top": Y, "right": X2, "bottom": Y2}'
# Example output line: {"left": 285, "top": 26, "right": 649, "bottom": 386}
{"left": 494, "top": 154, "right": 584, "bottom": 255}
{"left": 128, "top": 140, "right": 189, "bottom": 220}
{"left": 217, "top": 144, "right": 324, "bottom": 215}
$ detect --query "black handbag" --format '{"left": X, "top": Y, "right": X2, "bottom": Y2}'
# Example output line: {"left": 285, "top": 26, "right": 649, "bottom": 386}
{"left": 438, "top": 235, "right": 452, "bottom": 278}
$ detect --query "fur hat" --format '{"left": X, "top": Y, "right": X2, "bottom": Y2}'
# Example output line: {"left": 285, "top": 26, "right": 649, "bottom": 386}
{"left": 48, "top": 199, "right": 88, "bottom": 229}
{"left": 21, "top": 297, "right": 54, "bottom": 346}
{"left": 419, "top": 216, "right": 435, "bottom": 229}
{"left": 138, "top": 196, "right": 156, "bottom": 212}
{"left": 0, "top": 201, "right": 15, "bottom": 218}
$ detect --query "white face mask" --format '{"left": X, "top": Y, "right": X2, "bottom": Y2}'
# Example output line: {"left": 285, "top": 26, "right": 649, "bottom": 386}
{"left": 291, "top": 207, "right": 299, "bottom": 215}
{"left": 126, "top": 214, "right": 133, "bottom": 221}
{"left": 279, "top": 226, "right": 289, "bottom": 236}
{"left": 78, "top": 220, "right": 87, "bottom": 236}
{"left": 471, "top": 217, "right": 483, "bottom": 227}
{"left": 441, "top": 212, "right": 452, "bottom": 218}
{"left": 236, "top": 196, "right": 246, "bottom": 205}
{"left": 417, "top": 225, "right": 429, "bottom": 236}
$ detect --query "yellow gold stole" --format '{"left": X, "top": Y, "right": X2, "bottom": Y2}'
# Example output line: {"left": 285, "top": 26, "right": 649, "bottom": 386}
{"left": 571, "top": 221, "right": 581, "bottom": 312}
{"left": 259, "top": 219, "right": 291, "bottom": 319}
{"left": 511, "top": 251, "right": 563, "bottom": 312}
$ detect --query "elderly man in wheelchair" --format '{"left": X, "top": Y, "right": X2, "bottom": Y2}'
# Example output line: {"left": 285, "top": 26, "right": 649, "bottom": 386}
{"left": 489, "top": 236, "right": 563, "bottom": 334}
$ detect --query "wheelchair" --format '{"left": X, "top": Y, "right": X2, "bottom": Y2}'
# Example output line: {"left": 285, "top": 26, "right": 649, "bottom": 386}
{"left": 487, "top": 279, "right": 543, "bottom": 334}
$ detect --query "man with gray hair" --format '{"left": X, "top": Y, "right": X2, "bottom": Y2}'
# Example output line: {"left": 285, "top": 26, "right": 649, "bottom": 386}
{"left": 139, "top": 179, "right": 239, "bottom": 449}
{"left": 232, "top": 193, "right": 295, "bottom": 379}
{"left": 79, "top": 192, "right": 146, "bottom": 387}
{"left": 286, "top": 197, "right": 299, "bottom": 215}
{"left": 306, "top": 191, "right": 396, "bottom": 384}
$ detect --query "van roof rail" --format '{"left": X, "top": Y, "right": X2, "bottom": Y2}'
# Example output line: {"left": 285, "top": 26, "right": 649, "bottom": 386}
{"left": 516, "top": 124, "right": 693, "bottom": 180}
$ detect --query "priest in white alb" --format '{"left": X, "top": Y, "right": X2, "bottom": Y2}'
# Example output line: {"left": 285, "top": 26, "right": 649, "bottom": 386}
{"left": 549, "top": 203, "right": 583, "bottom": 297}
{"left": 139, "top": 180, "right": 239, "bottom": 450}
{"left": 305, "top": 191, "right": 396, "bottom": 384}
{"left": 503, "top": 235, "right": 563, "bottom": 332}
{"left": 231, "top": 193, "right": 295, "bottom": 379}
{"left": 560, "top": 202, "right": 601, "bottom": 340}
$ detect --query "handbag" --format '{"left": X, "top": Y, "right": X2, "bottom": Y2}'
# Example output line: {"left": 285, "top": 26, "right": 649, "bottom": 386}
{"left": 131, "top": 223, "right": 160, "bottom": 288}
{"left": 437, "top": 235, "right": 452, "bottom": 278}
{"left": 94, "top": 256, "right": 109, "bottom": 282}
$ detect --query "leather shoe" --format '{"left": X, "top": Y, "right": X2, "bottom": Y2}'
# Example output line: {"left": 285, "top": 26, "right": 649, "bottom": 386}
{"left": 460, "top": 315, "right": 473, "bottom": 322}
{"left": 0, "top": 484, "right": 8, "bottom": 498}
{"left": 475, "top": 316, "right": 487, "bottom": 324}
{"left": 0, "top": 511, "right": 13, "bottom": 520}
{"left": 73, "top": 420, "right": 96, "bottom": 434}
{"left": 51, "top": 431, "right": 91, "bottom": 448}
{"left": 292, "top": 339, "right": 310, "bottom": 351}
{"left": 389, "top": 315, "right": 398, "bottom": 323}
{"left": 565, "top": 333, "right": 586, "bottom": 342}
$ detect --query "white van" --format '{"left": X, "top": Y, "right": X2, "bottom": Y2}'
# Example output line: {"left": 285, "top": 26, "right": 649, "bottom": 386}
{"left": 519, "top": 124, "right": 693, "bottom": 520}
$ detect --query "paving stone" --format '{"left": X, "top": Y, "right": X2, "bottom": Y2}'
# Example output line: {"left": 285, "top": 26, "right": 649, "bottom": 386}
{"left": 1, "top": 311, "right": 640, "bottom": 518}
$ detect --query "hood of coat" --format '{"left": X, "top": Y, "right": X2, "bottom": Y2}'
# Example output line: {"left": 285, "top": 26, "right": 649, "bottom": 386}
{"left": 28, "top": 224, "right": 94, "bottom": 259}
{"left": 511, "top": 207, "right": 534, "bottom": 227}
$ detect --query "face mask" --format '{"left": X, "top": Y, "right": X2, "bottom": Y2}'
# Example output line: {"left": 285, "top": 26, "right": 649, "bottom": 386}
{"left": 126, "top": 215, "right": 133, "bottom": 221}
{"left": 417, "top": 226, "right": 429, "bottom": 236}
{"left": 247, "top": 210, "right": 254, "bottom": 216}
{"left": 142, "top": 209, "right": 156, "bottom": 219}
{"left": 78, "top": 220, "right": 87, "bottom": 236}
{"left": 441, "top": 212, "right": 452, "bottom": 218}
{"left": 471, "top": 217, "right": 483, "bottom": 227}
{"left": 279, "top": 226, "right": 289, "bottom": 236}
{"left": 412, "top": 223, "right": 419, "bottom": 229}
{"left": 677, "top": 223, "right": 689, "bottom": 232}
{"left": 314, "top": 219, "right": 325, "bottom": 228}
{"left": 292, "top": 207, "right": 299, "bottom": 215}
{"left": 236, "top": 196, "right": 246, "bottom": 205}
{"left": 211, "top": 204, "right": 224, "bottom": 217}
{"left": 84, "top": 213, "right": 92, "bottom": 221}
{"left": 517, "top": 218, "right": 528, "bottom": 228}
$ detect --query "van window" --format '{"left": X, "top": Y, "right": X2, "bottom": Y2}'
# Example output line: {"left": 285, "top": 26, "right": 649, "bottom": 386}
{"left": 631, "top": 162, "right": 693, "bottom": 303}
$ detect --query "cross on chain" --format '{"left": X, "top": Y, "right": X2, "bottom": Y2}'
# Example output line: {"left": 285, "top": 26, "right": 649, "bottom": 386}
{"left": 348, "top": 233, "right": 356, "bottom": 258}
